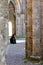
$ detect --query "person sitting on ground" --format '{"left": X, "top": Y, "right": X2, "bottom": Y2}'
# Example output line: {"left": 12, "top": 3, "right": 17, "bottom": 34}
{"left": 10, "top": 34, "right": 16, "bottom": 44}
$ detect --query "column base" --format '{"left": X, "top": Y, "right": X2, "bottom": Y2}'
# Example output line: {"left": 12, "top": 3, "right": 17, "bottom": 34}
{"left": 30, "top": 55, "right": 41, "bottom": 59}
{"left": 29, "top": 55, "right": 41, "bottom": 61}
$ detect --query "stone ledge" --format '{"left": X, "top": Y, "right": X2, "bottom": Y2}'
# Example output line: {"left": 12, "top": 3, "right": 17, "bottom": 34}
{"left": 26, "top": 56, "right": 41, "bottom": 62}
{"left": 30, "top": 56, "right": 41, "bottom": 59}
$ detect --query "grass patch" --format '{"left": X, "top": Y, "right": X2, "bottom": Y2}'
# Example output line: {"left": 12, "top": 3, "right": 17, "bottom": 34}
{"left": 23, "top": 56, "right": 28, "bottom": 63}
{"left": 40, "top": 61, "right": 43, "bottom": 65}
{"left": 16, "top": 35, "right": 26, "bottom": 38}
{"left": 24, "top": 59, "right": 28, "bottom": 63}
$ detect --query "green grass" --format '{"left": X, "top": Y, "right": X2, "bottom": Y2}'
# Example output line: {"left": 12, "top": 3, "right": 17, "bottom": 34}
{"left": 23, "top": 56, "right": 28, "bottom": 63}
{"left": 16, "top": 35, "right": 26, "bottom": 38}
{"left": 40, "top": 62, "right": 43, "bottom": 65}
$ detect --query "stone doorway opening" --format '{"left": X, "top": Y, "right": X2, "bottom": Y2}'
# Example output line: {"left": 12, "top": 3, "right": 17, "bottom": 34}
{"left": 8, "top": 0, "right": 26, "bottom": 44}
{"left": 8, "top": 0, "right": 26, "bottom": 55}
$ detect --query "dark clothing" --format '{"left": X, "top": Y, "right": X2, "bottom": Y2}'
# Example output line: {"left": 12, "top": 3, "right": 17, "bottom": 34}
{"left": 10, "top": 35, "right": 16, "bottom": 44}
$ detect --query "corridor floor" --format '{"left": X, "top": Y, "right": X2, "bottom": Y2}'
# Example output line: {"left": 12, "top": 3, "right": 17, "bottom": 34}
{"left": 5, "top": 42, "right": 40, "bottom": 65}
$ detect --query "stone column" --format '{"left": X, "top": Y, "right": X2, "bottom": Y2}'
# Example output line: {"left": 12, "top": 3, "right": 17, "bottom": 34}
{"left": 25, "top": 0, "right": 32, "bottom": 58}
{"left": 32, "top": 0, "right": 41, "bottom": 57}
{"left": 40, "top": 0, "right": 43, "bottom": 58}
{"left": 25, "top": 0, "right": 43, "bottom": 59}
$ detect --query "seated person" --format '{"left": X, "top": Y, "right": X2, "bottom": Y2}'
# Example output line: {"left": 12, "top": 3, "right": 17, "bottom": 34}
{"left": 10, "top": 34, "right": 16, "bottom": 44}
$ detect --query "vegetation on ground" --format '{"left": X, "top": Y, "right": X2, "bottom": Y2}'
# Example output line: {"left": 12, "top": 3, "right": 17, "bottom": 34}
{"left": 16, "top": 35, "right": 26, "bottom": 38}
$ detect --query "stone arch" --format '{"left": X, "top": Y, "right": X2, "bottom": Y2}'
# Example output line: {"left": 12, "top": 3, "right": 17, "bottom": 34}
{"left": 8, "top": 0, "right": 21, "bottom": 10}
{"left": 8, "top": 0, "right": 21, "bottom": 36}
{"left": 9, "top": 1, "right": 15, "bottom": 12}
{"left": 9, "top": 0, "right": 16, "bottom": 35}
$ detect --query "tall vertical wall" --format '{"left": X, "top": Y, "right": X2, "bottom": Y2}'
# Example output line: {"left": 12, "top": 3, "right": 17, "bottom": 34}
{"left": 0, "top": 0, "right": 8, "bottom": 65}
{"left": 25, "top": 0, "right": 43, "bottom": 58}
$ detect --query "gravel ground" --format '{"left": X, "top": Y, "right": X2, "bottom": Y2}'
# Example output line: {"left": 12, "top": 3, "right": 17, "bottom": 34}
{"left": 5, "top": 43, "right": 40, "bottom": 65}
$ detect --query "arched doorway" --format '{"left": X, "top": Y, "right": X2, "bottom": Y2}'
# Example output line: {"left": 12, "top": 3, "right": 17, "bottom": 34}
{"left": 9, "top": 1, "right": 16, "bottom": 36}
{"left": 9, "top": 0, "right": 26, "bottom": 38}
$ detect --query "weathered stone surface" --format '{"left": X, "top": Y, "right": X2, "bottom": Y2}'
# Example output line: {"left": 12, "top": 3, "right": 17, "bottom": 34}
{"left": 0, "top": 0, "right": 8, "bottom": 65}
{"left": 40, "top": 0, "right": 43, "bottom": 57}
{"left": 25, "top": 0, "right": 32, "bottom": 58}
{"left": 0, "top": 0, "right": 43, "bottom": 62}
{"left": 25, "top": 0, "right": 43, "bottom": 58}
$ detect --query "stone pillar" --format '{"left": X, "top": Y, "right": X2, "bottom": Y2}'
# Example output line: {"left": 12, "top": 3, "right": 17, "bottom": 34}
{"left": 32, "top": 0, "right": 41, "bottom": 57}
{"left": 25, "top": 0, "right": 43, "bottom": 59}
{"left": 25, "top": 0, "right": 32, "bottom": 58}
{"left": 40, "top": 0, "right": 43, "bottom": 58}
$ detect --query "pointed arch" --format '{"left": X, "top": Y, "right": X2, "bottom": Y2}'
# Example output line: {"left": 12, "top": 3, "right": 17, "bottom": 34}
{"left": 8, "top": 0, "right": 16, "bottom": 35}
{"left": 9, "top": 1, "right": 15, "bottom": 12}
{"left": 8, "top": 0, "right": 21, "bottom": 10}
